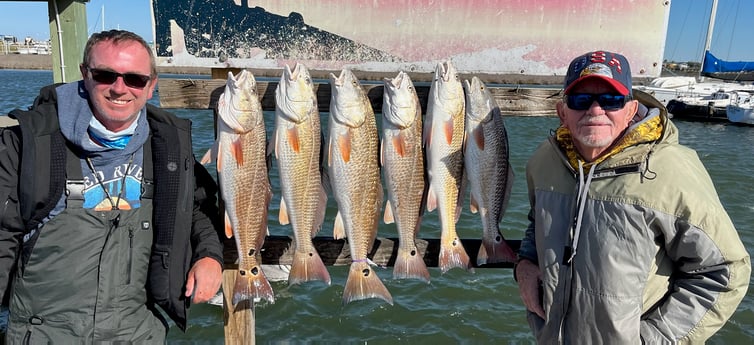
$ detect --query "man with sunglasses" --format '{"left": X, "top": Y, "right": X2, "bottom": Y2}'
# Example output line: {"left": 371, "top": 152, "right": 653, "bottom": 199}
{"left": 0, "top": 30, "right": 224, "bottom": 342}
{"left": 515, "top": 51, "right": 750, "bottom": 343}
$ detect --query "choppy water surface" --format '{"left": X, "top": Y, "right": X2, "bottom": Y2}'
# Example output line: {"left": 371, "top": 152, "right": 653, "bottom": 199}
{"left": 1, "top": 70, "right": 752, "bottom": 344}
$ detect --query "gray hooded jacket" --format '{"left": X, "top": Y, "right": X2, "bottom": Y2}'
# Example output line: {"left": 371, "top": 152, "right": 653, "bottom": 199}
{"left": 518, "top": 90, "right": 751, "bottom": 344}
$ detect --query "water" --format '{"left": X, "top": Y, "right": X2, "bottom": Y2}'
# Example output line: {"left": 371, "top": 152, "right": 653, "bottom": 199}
{"left": 1, "top": 69, "right": 752, "bottom": 344}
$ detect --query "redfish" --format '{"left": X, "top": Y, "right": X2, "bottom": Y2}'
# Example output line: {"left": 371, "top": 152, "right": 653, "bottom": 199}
{"left": 381, "top": 71, "right": 430, "bottom": 282}
{"left": 327, "top": 68, "right": 392, "bottom": 305}
{"left": 273, "top": 62, "right": 331, "bottom": 286}
{"left": 463, "top": 76, "right": 517, "bottom": 265}
{"left": 202, "top": 70, "right": 274, "bottom": 305}
{"left": 424, "top": 61, "right": 473, "bottom": 273}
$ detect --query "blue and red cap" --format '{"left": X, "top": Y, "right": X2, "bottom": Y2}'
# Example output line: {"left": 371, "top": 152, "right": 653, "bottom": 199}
{"left": 563, "top": 51, "right": 632, "bottom": 97}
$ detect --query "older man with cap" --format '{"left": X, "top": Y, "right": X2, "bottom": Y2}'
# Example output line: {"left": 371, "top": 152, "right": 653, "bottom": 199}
{"left": 514, "top": 50, "right": 750, "bottom": 344}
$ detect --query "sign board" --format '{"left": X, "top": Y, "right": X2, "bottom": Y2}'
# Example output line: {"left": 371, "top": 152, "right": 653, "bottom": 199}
{"left": 151, "top": 0, "right": 670, "bottom": 78}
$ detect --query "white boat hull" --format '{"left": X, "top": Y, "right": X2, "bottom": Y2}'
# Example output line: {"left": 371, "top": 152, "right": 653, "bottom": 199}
{"left": 726, "top": 105, "right": 754, "bottom": 125}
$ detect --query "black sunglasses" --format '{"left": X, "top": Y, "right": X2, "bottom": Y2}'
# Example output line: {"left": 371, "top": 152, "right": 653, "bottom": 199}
{"left": 566, "top": 93, "right": 627, "bottom": 111}
{"left": 86, "top": 67, "right": 152, "bottom": 89}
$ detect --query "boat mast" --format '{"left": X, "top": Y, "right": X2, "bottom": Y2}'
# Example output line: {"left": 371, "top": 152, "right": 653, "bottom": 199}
{"left": 703, "top": 0, "right": 717, "bottom": 54}
{"left": 700, "top": 0, "right": 718, "bottom": 80}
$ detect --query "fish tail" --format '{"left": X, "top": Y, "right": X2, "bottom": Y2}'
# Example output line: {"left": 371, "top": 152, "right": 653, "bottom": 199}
{"left": 232, "top": 266, "right": 275, "bottom": 305}
{"left": 342, "top": 261, "right": 393, "bottom": 305}
{"left": 288, "top": 250, "right": 331, "bottom": 286}
{"left": 477, "top": 235, "right": 518, "bottom": 265}
{"left": 393, "top": 246, "right": 430, "bottom": 283}
{"left": 439, "top": 237, "right": 474, "bottom": 273}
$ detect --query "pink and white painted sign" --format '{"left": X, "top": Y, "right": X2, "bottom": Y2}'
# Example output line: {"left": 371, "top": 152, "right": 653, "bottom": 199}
{"left": 152, "top": 0, "right": 670, "bottom": 77}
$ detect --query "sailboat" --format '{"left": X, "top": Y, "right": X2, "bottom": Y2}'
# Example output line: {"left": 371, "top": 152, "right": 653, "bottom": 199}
{"left": 637, "top": 0, "right": 754, "bottom": 117}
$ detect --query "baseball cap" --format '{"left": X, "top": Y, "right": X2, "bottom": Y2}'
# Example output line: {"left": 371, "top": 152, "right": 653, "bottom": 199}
{"left": 563, "top": 51, "right": 632, "bottom": 97}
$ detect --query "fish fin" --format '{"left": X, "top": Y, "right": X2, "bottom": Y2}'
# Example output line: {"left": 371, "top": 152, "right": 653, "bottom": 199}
{"left": 380, "top": 136, "right": 385, "bottom": 167}
{"left": 473, "top": 126, "right": 485, "bottom": 150}
{"left": 497, "top": 164, "right": 515, "bottom": 220}
{"left": 426, "top": 187, "right": 437, "bottom": 212}
{"left": 469, "top": 194, "right": 479, "bottom": 214}
{"left": 320, "top": 143, "right": 333, "bottom": 195}
{"left": 232, "top": 265, "right": 275, "bottom": 305}
{"left": 423, "top": 111, "right": 433, "bottom": 147}
{"left": 393, "top": 245, "right": 430, "bottom": 283}
{"left": 443, "top": 118, "right": 454, "bottom": 144}
{"left": 477, "top": 244, "right": 489, "bottom": 266}
{"left": 216, "top": 141, "right": 224, "bottom": 171}
{"left": 478, "top": 231, "right": 518, "bottom": 265}
{"left": 289, "top": 250, "right": 331, "bottom": 286}
{"left": 461, "top": 129, "right": 468, "bottom": 157}
{"left": 376, "top": 184, "right": 384, "bottom": 220}
{"left": 439, "top": 236, "right": 474, "bottom": 273}
{"left": 269, "top": 129, "right": 278, "bottom": 159}
{"left": 342, "top": 261, "right": 393, "bottom": 305}
{"left": 200, "top": 148, "right": 212, "bottom": 165}
{"left": 455, "top": 171, "right": 468, "bottom": 222}
{"left": 231, "top": 137, "right": 244, "bottom": 166}
{"left": 333, "top": 211, "right": 346, "bottom": 239}
{"left": 311, "top": 185, "right": 328, "bottom": 238}
{"left": 383, "top": 200, "right": 395, "bottom": 224}
{"left": 200, "top": 140, "right": 219, "bottom": 165}
{"left": 287, "top": 126, "right": 301, "bottom": 153}
{"left": 393, "top": 132, "right": 407, "bottom": 157}
{"left": 224, "top": 212, "right": 233, "bottom": 238}
{"left": 278, "top": 198, "right": 290, "bottom": 225}
{"left": 337, "top": 130, "right": 351, "bottom": 163}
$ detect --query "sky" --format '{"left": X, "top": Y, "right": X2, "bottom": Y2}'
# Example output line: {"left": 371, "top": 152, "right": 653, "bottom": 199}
{"left": 0, "top": 0, "right": 752, "bottom": 64}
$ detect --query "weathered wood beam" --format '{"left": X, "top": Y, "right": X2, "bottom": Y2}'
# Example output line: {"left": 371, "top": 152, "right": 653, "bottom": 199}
{"left": 48, "top": 0, "right": 88, "bottom": 83}
{"left": 223, "top": 236, "right": 521, "bottom": 269}
{"left": 209, "top": 67, "right": 567, "bottom": 85}
{"left": 158, "top": 78, "right": 562, "bottom": 116}
{"left": 222, "top": 270, "right": 254, "bottom": 345}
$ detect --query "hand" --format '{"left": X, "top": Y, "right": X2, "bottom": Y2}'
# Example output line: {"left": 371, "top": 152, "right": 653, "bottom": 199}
{"left": 516, "top": 259, "right": 546, "bottom": 319}
{"left": 185, "top": 257, "right": 223, "bottom": 304}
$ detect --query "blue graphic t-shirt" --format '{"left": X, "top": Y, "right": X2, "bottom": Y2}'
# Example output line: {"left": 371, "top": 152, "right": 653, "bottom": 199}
{"left": 82, "top": 156, "right": 144, "bottom": 210}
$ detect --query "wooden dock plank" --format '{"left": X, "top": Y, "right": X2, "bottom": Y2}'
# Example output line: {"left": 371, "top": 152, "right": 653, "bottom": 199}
{"left": 223, "top": 236, "right": 521, "bottom": 269}
{"left": 157, "top": 78, "right": 561, "bottom": 116}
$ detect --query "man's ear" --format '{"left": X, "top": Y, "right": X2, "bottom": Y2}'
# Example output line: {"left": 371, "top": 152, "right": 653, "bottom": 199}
{"left": 625, "top": 99, "right": 640, "bottom": 123}
{"left": 556, "top": 100, "right": 567, "bottom": 125}
{"left": 80, "top": 64, "right": 88, "bottom": 80}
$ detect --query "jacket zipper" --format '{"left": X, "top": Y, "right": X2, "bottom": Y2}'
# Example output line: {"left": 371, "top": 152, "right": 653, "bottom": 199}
{"left": 127, "top": 226, "right": 134, "bottom": 285}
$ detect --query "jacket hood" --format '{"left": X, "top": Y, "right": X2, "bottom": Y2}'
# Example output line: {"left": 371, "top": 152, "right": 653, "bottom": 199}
{"left": 54, "top": 81, "right": 148, "bottom": 159}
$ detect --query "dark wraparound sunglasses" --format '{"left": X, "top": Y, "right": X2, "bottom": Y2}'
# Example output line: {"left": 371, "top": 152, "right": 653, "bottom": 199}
{"left": 566, "top": 93, "right": 628, "bottom": 111}
{"left": 86, "top": 67, "right": 152, "bottom": 89}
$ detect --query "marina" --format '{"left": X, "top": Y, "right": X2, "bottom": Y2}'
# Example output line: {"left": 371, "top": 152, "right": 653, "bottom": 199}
{"left": 1, "top": 0, "right": 754, "bottom": 343}
{"left": 637, "top": 0, "right": 754, "bottom": 125}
